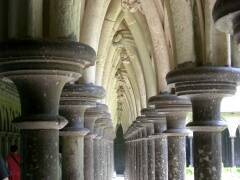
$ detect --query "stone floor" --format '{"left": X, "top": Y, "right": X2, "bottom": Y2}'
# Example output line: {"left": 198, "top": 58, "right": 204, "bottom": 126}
{"left": 114, "top": 174, "right": 124, "bottom": 180}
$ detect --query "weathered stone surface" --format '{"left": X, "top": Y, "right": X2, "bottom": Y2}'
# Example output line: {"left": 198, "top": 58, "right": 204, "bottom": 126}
{"left": 213, "top": 0, "right": 240, "bottom": 43}
{"left": 59, "top": 74, "right": 104, "bottom": 180}
{"left": 149, "top": 92, "right": 191, "bottom": 180}
{"left": 0, "top": 39, "right": 96, "bottom": 180}
{"left": 166, "top": 66, "right": 240, "bottom": 180}
{"left": 154, "top": 135, "right": 168, "bottom": 180}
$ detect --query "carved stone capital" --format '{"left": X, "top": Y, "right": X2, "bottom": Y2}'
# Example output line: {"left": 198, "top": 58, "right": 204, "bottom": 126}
{"left": 122, "top": 0, "right": 143, "bottom": 13}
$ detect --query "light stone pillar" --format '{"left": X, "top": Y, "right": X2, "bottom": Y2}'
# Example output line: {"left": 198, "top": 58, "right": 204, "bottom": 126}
{"left": 141, "top": 108, "right": 168, "bottom": 180}
{"left": 94, "top": 112, "right": 111, "bottom": 180}
{"left": 84, "top": 103, "right": 107, "bottom": 180}
{"left": 93, "top": 124, "right": 102, "bottom": 180}
{"left": 103, "top": 127, "right": 115, "bottom": 180}
{"left": 149, "top": 92, "right": 191, "bottom": 180}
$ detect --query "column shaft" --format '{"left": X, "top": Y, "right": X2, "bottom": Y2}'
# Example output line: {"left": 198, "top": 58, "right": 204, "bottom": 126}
{"left": 62, "top": 136, "right": 85, "bottom": 180}
{"left": 194, "top": 132, "right": 222, "bottom": 180}
{"left": 137, "top": 140, "right": 143, "bottom": 180}
{"left": 103, "top": 139, "right": 108, "bottom": 180}
{"left": 21, "top": 130, "right": 59, "bottom": 179}
{"left": 148, "top": 138, "right": 155, "bottom": 180}
{"left": 94, "top": 138, "right": 101, "bottom": 180}
{"left": 99, "top": 138, "right": 104, "bottom": 180}
{"left": 168, "top": 136, "right": 186, "bottom": 180}
{"left": 155, "top": 136, "right": 168, "bottom": 180}
{"left": 84, "top": 136, "right": 95, "bottom": 180}
{"left": 142, "top": 139, "right": 148, "bottom": 180}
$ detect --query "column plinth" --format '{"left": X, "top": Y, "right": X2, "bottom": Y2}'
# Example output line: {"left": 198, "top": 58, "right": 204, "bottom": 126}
{"left": 0, "top": 39, "right": 95, "bottom": 179}
{"left": 149, "top": 92, "right": 191, "bottom": 180}
{"left": 59, "top": 83, "right": 104, "bottom": 180}
{"left": 84, "top": 103, "right": 108, "bottom": 180}
{"left": 166, "top": 66, "right": 240, "bottom": 180}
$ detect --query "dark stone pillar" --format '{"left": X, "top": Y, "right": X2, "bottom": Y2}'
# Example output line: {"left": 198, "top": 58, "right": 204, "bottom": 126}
{"left": 84, "top": 103, "right": 107, "bottom": 180}
{"left": 136, "top": 116, "right": 155, "bottom": 180}
{"left": 124, "top": 140, "right": 130, "bottom": 179}
{"left": 132, "top": 125, "right": 148, "bottom": 180}
{"left": 166, "top": 67, "right": 240, "bottom": 180}
{"left": 142, "top": 138, "right": 148, "bottom": 180}
{"left": 154, "top": 135, "right": 168, "bottom": 180}
{"left": 149, "top": 93, "right": 191, "bottom": 180}
{"left": 141, "top": 108, "right": 168, "bottom": 180}
{"left": 135, "top": 128, "right": 142, "bottom": 180}
{"left": 0, "top": 39, "right": 95, "bottom": 179}
{"left": 0, "top": 132, "right": 5, "bottom": 155}
{"left": 124, "top": 126, "right": 137, "bottom": 180}
{"left": 136, "top": 138, "right": 143, "bottom": 180}
{"left": 59, "top": 84, "right": 105, "bottom": 180}
{"left": 2, "top": 133, "right": 8, "bottom": 159}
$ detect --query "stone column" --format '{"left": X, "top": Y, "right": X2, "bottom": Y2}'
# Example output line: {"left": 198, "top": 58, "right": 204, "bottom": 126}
{"left": 0, "top": 39, "right": 94, "bottom": 179}
{"left": 136, "top": 133, "right": 143, "bottom": 180}
{"left": 134, "top": 128, "right": 142, "bottom": 180}
{"left": 94, "top": 112, "right": 111, "bottom": 180}
{"left": 212, "top": 2, "right": 240, "bottom": 179}
{"left": 124, "top": 139, "right": 130, "bottom": 179}
{"left": 10, "top": 133, "right": 18, "bottom": 146}
{"left": 149, "top": 92, "right": 191, "bottom": 180}
{"left": 95, "top": 113, "right": 112, "bottom": 180}
{"left": 16, "top": 135, "right": 21, "bottom": 155}
{"left": 124, "top": 126, "right": 135, "bottom": 180}
{"left": 110, "top": 139, "right": 115, "bottom": 180}
{"left": 93, "top": 123, "right": 103, "bottom": 180}
{"left": 130, "top": 134, "right": 137, "bottom": 180}
{"left": 103, "top": 127, "right": 115, "bottom": 180}
{"left": 59, "top": 84, "right": 104, "bottom": 180}
{"left": 0, "top": 132, "right": 5, "bottom": 155}
{"left": 166, "top": 67, "right": 240, "bottom": 179}
{"left": 2, "top": 133, "right": 10, "bottom": 159}
{"left": 136, "top": 116, "right": 155, "bottom": 180}
{"left": 134, "top": 125, "right": 148, "bottom": 180}
{"left": 84, "top": 103, "right": 108, "bottom": 180}
{"left": 141, "top": 108, "right": 168, "bottom": 180}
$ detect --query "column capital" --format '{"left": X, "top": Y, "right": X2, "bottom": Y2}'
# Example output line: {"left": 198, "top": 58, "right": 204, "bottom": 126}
{"left": 167, "top": 66, "right": 240, "bottom": 132}
{"left": 0, "top": 39, "right": 95, "bottom": 130}
{"left": 141, "top": 107, "right": 167, "bottom": 134}
{"left": 213, "top": 0, "right": 240, "bottom": 44}
{"left": 149, "top": 92, "right": 191, "bottom": 136}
